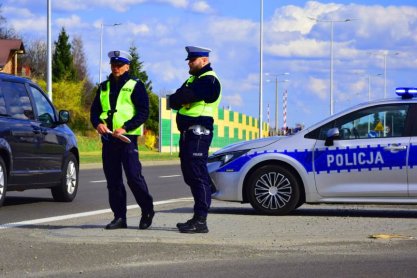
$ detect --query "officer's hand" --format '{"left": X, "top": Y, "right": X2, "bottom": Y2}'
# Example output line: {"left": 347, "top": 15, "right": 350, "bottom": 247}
{"left": 113, "top": 127, "right": 126, "bottom": 137}
{"left": 97, "top": 123, "right": 109, "bottom": 135}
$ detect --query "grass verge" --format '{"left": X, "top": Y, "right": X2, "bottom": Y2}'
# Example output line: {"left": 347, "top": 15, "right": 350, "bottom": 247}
{"left": 77, "top": 135, "right": 179, "bottom": 164}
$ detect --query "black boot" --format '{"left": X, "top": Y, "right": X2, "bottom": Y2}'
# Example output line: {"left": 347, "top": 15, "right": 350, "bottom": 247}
{"left": 139, "top": 211, "right": 155, "bottom": 230}
{"left": 105, "top": 218, "right": 127, "bottom": 230}
{"left": 176, "top": 215, "right": 196, "bottom": 229}
{"left": 178, "top": 216, "right": 209, "bottom": 233}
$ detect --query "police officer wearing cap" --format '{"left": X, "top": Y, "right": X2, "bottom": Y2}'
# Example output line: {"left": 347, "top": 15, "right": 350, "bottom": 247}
{"left": 167, "top": 46, "right": 221, "bottom": 233}
{"left": 90, "top": 50, "right": 154, "bottom": 230}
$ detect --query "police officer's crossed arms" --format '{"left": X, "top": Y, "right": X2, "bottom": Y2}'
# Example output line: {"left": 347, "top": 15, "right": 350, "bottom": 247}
{"left": 90, "top": 50, "right": 154, "bottom": 230}
{"left": 167, "top": 46, "right": 221, "bottom": 233}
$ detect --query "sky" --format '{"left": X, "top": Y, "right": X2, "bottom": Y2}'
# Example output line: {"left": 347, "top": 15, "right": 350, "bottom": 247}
{"left": 2, "top": 0, "right": 417, "bottom": 129}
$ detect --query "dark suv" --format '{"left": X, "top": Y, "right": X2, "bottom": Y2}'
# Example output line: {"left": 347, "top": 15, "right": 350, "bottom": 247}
{"left": 0, "top": 73, "right": 79, "bottom": 206}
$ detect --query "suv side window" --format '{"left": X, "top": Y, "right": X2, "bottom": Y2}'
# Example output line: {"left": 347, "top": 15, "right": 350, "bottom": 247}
{"left": 0, "top": 84, "right": 7, "bottom": 115}
{"left": 2, "top": 81, "right": 34, "bottom": 120}
{"left": 29, "top": 86, "right": 56, "bottom": 126}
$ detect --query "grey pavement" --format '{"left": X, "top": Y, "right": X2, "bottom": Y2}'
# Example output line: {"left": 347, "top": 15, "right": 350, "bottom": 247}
{"left": 1, "top": 199, "right": 417, "bottom": 277}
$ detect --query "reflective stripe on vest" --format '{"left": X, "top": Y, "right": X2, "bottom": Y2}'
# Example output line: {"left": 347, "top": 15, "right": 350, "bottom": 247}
{"left": 178, "top": 70, "right": 222, "bottom": 118}
{"left": 99, "top": 79, "right": 143, "bottom": 135}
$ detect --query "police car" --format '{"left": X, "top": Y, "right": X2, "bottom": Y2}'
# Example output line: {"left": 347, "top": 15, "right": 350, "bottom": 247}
{"left": 208, "top": 88, "right": 417, "bottom": 215}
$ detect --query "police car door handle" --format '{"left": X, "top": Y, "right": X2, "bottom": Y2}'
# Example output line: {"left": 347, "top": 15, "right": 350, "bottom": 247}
{"left": 384, "top": 144, "right": 407, "bottom": 152}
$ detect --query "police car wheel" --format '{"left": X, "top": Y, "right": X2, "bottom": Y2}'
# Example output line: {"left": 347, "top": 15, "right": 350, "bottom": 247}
{"left": 0, "top": 157, "right": 7, "bottom": 207}
{"left": 51, "top": 153, "right": 79, "bottom": 202}
{"left": 246, "top": 165, "right": 300, "bottom": 215}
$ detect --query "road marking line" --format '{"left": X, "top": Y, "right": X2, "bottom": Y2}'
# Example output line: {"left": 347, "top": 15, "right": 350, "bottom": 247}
{"left": 90, "top": 180, "right": 106, "bottom": 183}
{"left": 159, "top": 175, "right": 181, "bottom": 178}
{"left": 0, "top": 197, "right": 192, "bottom": 230}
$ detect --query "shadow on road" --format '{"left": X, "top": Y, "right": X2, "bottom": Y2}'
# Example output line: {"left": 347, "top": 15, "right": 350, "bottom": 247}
{"left": 3, "top": 196, "right": 54, "bottom": 206}
{"left": 153, "top": 204, "right": 417, "bottom": 219}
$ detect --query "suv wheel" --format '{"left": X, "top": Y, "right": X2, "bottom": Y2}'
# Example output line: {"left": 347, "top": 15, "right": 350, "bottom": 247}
{"left": 246, "top": 165, "right": 300, "bottom": 215}
{"left": 0, "top": 157, "right": 7, "bottom": 207}
{"left": 51, "top": 153, "right": 79, "bottom": 202}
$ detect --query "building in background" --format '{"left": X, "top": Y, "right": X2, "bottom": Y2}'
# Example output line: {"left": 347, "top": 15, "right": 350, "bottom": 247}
{"left": 0, "top": 39, "right": 25, "bottom": 75}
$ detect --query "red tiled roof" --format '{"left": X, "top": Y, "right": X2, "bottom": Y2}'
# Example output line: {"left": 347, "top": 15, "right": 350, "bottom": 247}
{"left": 0, "top": 39, "right": 25, "bottom": 67}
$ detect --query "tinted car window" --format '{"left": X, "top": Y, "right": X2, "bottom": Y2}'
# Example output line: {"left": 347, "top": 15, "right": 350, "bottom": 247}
{"left": 2, "top": 81, "right": 33, "bottom": 120}
{"left": 306, "top": 104, "right": 410, "bottom": 140}
{"left": 29, "top": 86, "right": 56, "bottom": 126}
{"left": 0, "top": 85, "right": 6, "bottom": 115}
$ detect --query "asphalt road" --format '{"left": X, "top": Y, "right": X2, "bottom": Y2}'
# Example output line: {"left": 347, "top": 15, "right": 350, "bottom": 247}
{"left": 1, "top": 163, "right": 188, "bottom": 224}
{"left": 1, "top": 164, "right": 417, "bottom": 277}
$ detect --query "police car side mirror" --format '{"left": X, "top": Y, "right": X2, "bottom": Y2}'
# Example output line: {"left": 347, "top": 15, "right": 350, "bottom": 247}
{"left": 325, "top": 127, "right": 340, "bottom": 146}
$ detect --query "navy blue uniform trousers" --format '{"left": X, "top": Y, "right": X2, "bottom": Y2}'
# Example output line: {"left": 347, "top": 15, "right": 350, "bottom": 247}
{"left": 102, "top": 137, "right": 153, "bottom": 220}
{"left": 179, "top": 130, "right": 213, "bottom": 218}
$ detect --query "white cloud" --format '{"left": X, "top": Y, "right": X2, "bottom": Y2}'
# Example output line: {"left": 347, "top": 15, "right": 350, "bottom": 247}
{"left": 223, "top": 94, "right": 243, "bottom": 108}
{"left": 348, "top": 79, "right": 366, "bottom": 97}
{"left": 147, "top": 61, "right": 187, "bottom": 84}
{"left": 2, "top": 6, "right": 33, "bottom": 17}
{"left": 265, "top": 38, "right": 327, "bottom": 58}
{"left": 353, "top": 4, "right": 417, "bottom": 42}
{"left": 307, "top": 77, "right": 328, "bottom": 100}
{"left": 268, "top": 1, "right": 343, "bottom": 35}
{"left": 191, "top": 1, "right": 212, "bottom": 13}
{"left": 292, "top": 99, "right": 312, "bottom": 117}
{"left": 161, "top": 0, "right": 188, "bottom": 9}
{"left": 52, "top": 0, "right": 90, "bottom": 11}
{"left": 207, "top": 18, "right": 258, "bottom": 43}
{"left": 128, "top": 23, "right": 151, "bottom": 35}
{"left": 56, "top": 15, "right": 86, "bottom": 29}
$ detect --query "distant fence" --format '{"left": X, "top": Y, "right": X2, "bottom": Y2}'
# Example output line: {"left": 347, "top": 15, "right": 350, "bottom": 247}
{"left": 158, "top": 97, "right": 268, "bottom": 153}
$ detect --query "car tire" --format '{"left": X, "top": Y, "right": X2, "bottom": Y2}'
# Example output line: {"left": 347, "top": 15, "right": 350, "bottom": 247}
{"left": 246, "top": 165, "right": 300, "bottom": 215}
{"left": 51, "top": 153, "right": 79, "bottom": 202}
{"left": 0, "top": 157, "right": 7, "bottom": 207}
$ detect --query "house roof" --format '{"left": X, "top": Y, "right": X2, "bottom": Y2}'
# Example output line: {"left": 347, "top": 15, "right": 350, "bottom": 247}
{"left": 0, "top": 39, "right": 25, "bottom": 67}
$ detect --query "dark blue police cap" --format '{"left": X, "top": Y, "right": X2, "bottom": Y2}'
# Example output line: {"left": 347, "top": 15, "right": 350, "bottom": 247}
{"left": 185, "top": 46, "right": 212, "bottom": 60}
{"left": 108, "top": 50, "right": 132, "bottom": 64}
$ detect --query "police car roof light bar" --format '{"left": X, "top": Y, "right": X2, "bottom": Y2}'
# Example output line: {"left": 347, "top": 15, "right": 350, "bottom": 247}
{"left": 395, "top": 87, "right": 417, "bottom": 99}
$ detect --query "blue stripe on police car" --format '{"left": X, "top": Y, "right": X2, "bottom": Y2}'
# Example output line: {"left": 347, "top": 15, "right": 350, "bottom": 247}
{"left": 217, "top": 143, "right": 414, "bottom": 174}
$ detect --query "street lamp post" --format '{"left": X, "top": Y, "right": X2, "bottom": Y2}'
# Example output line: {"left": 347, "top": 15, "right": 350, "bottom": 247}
{"left": 357, "top": 73, "right": 382, "bottom": 101}
{"left": 369, "top": 51, "right": 399, "bottom": 98}
{"left": 259, "top": 0, "right": 264, "bottom": 138}
{"left": 265, "top": 73, "right": 289, "bottom": 135}
{"left": 367, "top": 73, "right": 383, "bottom": 101}
{"left": 308, "top": 17, "right": 354, "bottom": 115}
{"left": 366, "top": 73, "right": 382, "bottom": 133}
{"left": 99, "top": 23, "right": 122, "bottom": 84}
{"left": 369, "top": 51, "right": 398, "bottom": 137}
{"left": 47, "top": 0, "right": 52, "bottom": 101}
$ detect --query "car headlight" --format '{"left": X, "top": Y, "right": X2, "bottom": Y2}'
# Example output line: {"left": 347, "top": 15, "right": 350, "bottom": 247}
{"left": 208, "top": 150, "right": 249, "bottom": 167}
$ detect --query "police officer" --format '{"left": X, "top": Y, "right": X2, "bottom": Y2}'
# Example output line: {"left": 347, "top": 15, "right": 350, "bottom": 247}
{"left": 167, "top": 46, "right": 221, "bottom": 233}
{"left": 90, "top": 50, "right": 154, "bottom": 230}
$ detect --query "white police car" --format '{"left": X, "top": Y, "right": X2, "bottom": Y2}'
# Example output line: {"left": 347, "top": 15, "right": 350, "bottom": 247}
{"left": 208, "top": 87, "right": 417, "bottom": 215}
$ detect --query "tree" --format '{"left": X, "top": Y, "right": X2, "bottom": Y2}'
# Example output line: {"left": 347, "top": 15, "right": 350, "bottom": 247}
{"left": 52, "top": 27, "right": 76, "bottom": 82}
{"left": 70, "top": 35, "right": 95, "bottom": 110}
{"left": 128, "top": 43, "right": 159, "bottom": 135}
{"left": 21, "top": 39, "right": 47, "bottom": 79}
{"left": 72, "top": 35, "right": 88, "bottom": 81}
{"left": 0, "top": 4, "right": 18, "bottom": 39}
